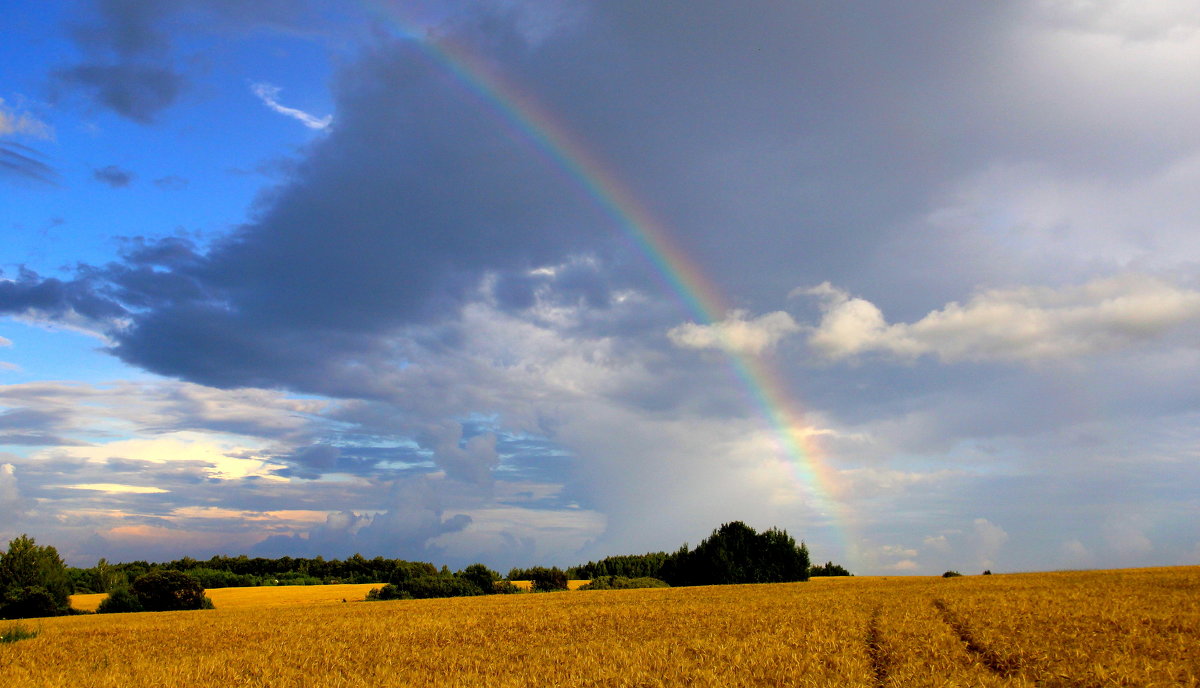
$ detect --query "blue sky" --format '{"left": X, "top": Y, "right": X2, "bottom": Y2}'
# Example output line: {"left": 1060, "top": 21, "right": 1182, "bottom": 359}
{"left": 2, "top": 0, "right": 1199, "bottom": 574}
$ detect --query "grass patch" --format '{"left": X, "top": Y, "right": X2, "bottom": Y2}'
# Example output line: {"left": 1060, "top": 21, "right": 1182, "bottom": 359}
{"left": 0, "top": 623, "right": 39, "bottom": 643}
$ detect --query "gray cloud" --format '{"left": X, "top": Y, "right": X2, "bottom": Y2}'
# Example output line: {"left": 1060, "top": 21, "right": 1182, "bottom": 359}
{"left": 0, "top": 141, "right": 57, "bottom": 185}
{"left": 53, "top": 0, "right": 328, "bottom": 123}
{"left": 4, "top": 1, "right": 1200, "bottom": 572}
{"left": 251, "top": 477, "right": 474, "bottom": 560}
{"left": 93, "top": 164, "right": 135, "bottom": 187}
{"left": 55, "top": 64, "right": 184, "bottom": 123}
{"left": 153, "top": 174, "right": 188, "bottom": 189}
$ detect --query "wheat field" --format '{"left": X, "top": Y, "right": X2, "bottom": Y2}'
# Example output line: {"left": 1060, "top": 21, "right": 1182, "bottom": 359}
{"left": 2, "top": 567, "right": 1196, "bottom": 687}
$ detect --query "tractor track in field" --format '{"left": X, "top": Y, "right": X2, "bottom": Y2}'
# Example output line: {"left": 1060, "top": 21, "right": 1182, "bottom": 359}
{"left": 932, "top": 598, "right": 1024, "bottom": 679}
{"left": 864, "top": 605, "right": 889, "bottom": 688}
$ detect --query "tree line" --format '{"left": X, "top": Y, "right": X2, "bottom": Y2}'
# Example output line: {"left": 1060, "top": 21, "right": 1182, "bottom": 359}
{"left": 69, "top": 553, "right": 442, "bottom": 593}
{"left": 3, "top": 521, "right": 849, "bottom": 618}
{"left": 568, "top": 521, "right": 817, "bottom": 587}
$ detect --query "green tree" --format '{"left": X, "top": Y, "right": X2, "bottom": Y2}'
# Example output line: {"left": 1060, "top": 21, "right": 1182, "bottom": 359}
{"left": 663, "top": 522, "right": 810, "bottom": 586}
{"left": 456, "top": 563, "right": 500, "bottom": 594}
{"left": 528, "top": 567, "right": 568, "bottom": 592}
{"left": 130, "top": 570, "right": 211, "bottom": 611}
{"left": 810, "top": 561, "right": 851, "bottom": 577}
{"left": 0, "top": 534, "right": 73, "bottom": 619}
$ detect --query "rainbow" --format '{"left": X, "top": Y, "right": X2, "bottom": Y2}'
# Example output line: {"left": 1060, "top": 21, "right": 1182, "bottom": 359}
{"left": 361, "top": 2, "right": 857, "bottom": 565}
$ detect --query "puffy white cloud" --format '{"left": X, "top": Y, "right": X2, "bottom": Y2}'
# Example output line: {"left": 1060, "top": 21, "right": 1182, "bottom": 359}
{"left": 971, "top": 518, "right": 1009, "bottom": 569}
{"left": 804, "top": 275, "right": 1200, "bottom": 363}
{"left": 0, "top": 98, "right": 52, "bottom": 139}
{"left": 668, "top": 310, "right": 800, "bottom": 355}
{"left": 1060, "top": 538, "right": 1095, "bottom": 568}
{"left": 1102, "top": 515, "right": 1154, "bottom": 559}
{"left": 0, "top": 463, "right": 34, "bottom": 528}
{"left": 923, "top": 534, "right": 950, "bottom": 551}
{"left": 880, "top": 544, "right": 918, "bottom": 558}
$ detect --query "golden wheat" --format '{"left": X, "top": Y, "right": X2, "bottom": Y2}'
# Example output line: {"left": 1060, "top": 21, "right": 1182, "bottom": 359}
{"left": 3, "top": 567, "right": 1196, "bottom": 687}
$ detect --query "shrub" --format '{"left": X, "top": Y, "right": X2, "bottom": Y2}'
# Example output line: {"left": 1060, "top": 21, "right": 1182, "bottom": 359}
{"left": 1, "top": 586, "right": 60, "bottom": 619}
{"left": 492, "top": 581, "right": 523, "bottom": 594}
{"left": 96, "top": 587, "right": 143, "bottom": 614}
{"left": 526, "top": 567, "right": 569, "bottom": 592}
{"left": 0, "top": 623, "right": 38, "bottom": 643}
{"left": 982, "top": 570, "right": 992, "bottom": 575}
{"left": 365, "top": 585, "right": 413, "bottom": 601}
{"left": 131, "top": 570, "right": 211, "bottom": 611}
{"left": 942, "top": 570, "right": 963, "bottom": 578}
{"left": 456, "top": 564, "right": 500, "bottom": 594}
{"left": 368, "top": 575, "right": 483, "bottom": 600}
{"left": 579, "top": 576, "right": 669, "bottom": 590}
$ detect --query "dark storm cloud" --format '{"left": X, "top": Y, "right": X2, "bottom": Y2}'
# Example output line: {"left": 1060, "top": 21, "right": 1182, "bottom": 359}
{"left": 17, "top": 2, "right": 1028, "bottom": 395}
{"left": 88, "top": 31, "right": 617, "bottom": 390}
{"left": 93, "top": 164, "right": 134, "bottom": 187}
{"left": 0, "top": 267, "right": 128, "bottom": 323}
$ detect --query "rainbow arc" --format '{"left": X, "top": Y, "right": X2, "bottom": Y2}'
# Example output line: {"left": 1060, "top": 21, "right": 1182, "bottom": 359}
{"left": 361, "top": 1, "right": 858, "bottom": 564}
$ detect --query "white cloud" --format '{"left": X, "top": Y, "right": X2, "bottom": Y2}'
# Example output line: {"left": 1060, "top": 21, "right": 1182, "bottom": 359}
{"left": 923, "top": 534, "right": 950, "bottom": 551}
{"left": 668, "top": 309, "right": 800, "bottom": 355}
{"left": 38, "top": 433, "right": 288, "bottom": 482}
{"left": 250, "top": 82, "right": 332, "bottom": 130}
{"left": 0, "top": 463, "right": 20, "bottom": 505}
{"left": 0, "top": 98, "right": 52, "bottom": 139}
{"left": 1034, "top": 0, "right": 1200, "bottom": 42}
{"left": 971, "top": 518, "right": 1009, "bottom": 570}
{"left": 1102, "top": 515, "right": 1154, "bottom": 559}
{"left": 0, "top": 463, "right": 32, "bottom": 527}
{"left": 61, "top": 483, "right": 168, "bottom": 494}
{"left": 1060, "top": 538, "right": 1095, "bottom": 568}
{"left": 804, "top": 274, "right": 1200, "bottom": 363}
{"left": 880, "top": 544, "right": 918, "bottom": 558}
{"left": 0, "top": 337, "right": 12, "bottom": 373}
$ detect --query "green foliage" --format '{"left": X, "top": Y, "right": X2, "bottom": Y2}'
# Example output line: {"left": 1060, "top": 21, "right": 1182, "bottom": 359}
{"left": 0, "top": 622, "right": 39, "bottom": 643}
{"left": 982, "top": 569, "right": 992, "bottom": 575}
{"left": 942, "top": 570, "right": 963, "bottom": 578}
{"left": 0, "top": 535, "right": 73, "bottom": 619}
{"left": 661, "top": 522, "right": 810, "bottom": 587}
{"left": 184, "top": 567, "right": 263, "bottom": 588}
{"left": 456, "top": 563, "right": 500, "bottom": 593}
{"left": 568, "top": 552, "right": 671, "bottom": 580}
{"left": 96, "top": 587, "right": 144, "bottom": 614}
{"left": 368, "top": 575, "right": 483, "bottom": 600}
{"left": 524, "top": 567, "right": 568, "bottom": 592}
{"left": 365, "top": 585, "right": 413, "bottom": 601}
{"left": 810, "top": 561, "right": 852, "bottom": 577}
{"left": 579, "top": 576, "right": 669, "bottom": 590}
{"left": 506, "top": 566, "right": 568, "bottom": 591}
{"left": 491, "top": 580, "right": 523, "bottom": 594}
{"left": 130, "top": 570, "right": 211, "bottom": 611}
{"left": 82, "top": 553, "right": 439, "bottom": 588}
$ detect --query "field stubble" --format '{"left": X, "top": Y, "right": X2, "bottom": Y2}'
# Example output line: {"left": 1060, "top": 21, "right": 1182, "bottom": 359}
{"left": 2, "top": 567, "right": 1197, "bottom": 687}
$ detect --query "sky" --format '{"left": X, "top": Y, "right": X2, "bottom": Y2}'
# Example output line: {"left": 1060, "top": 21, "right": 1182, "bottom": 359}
{"left": 2, "top": 0, "right": 1199, "bottom": 575}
